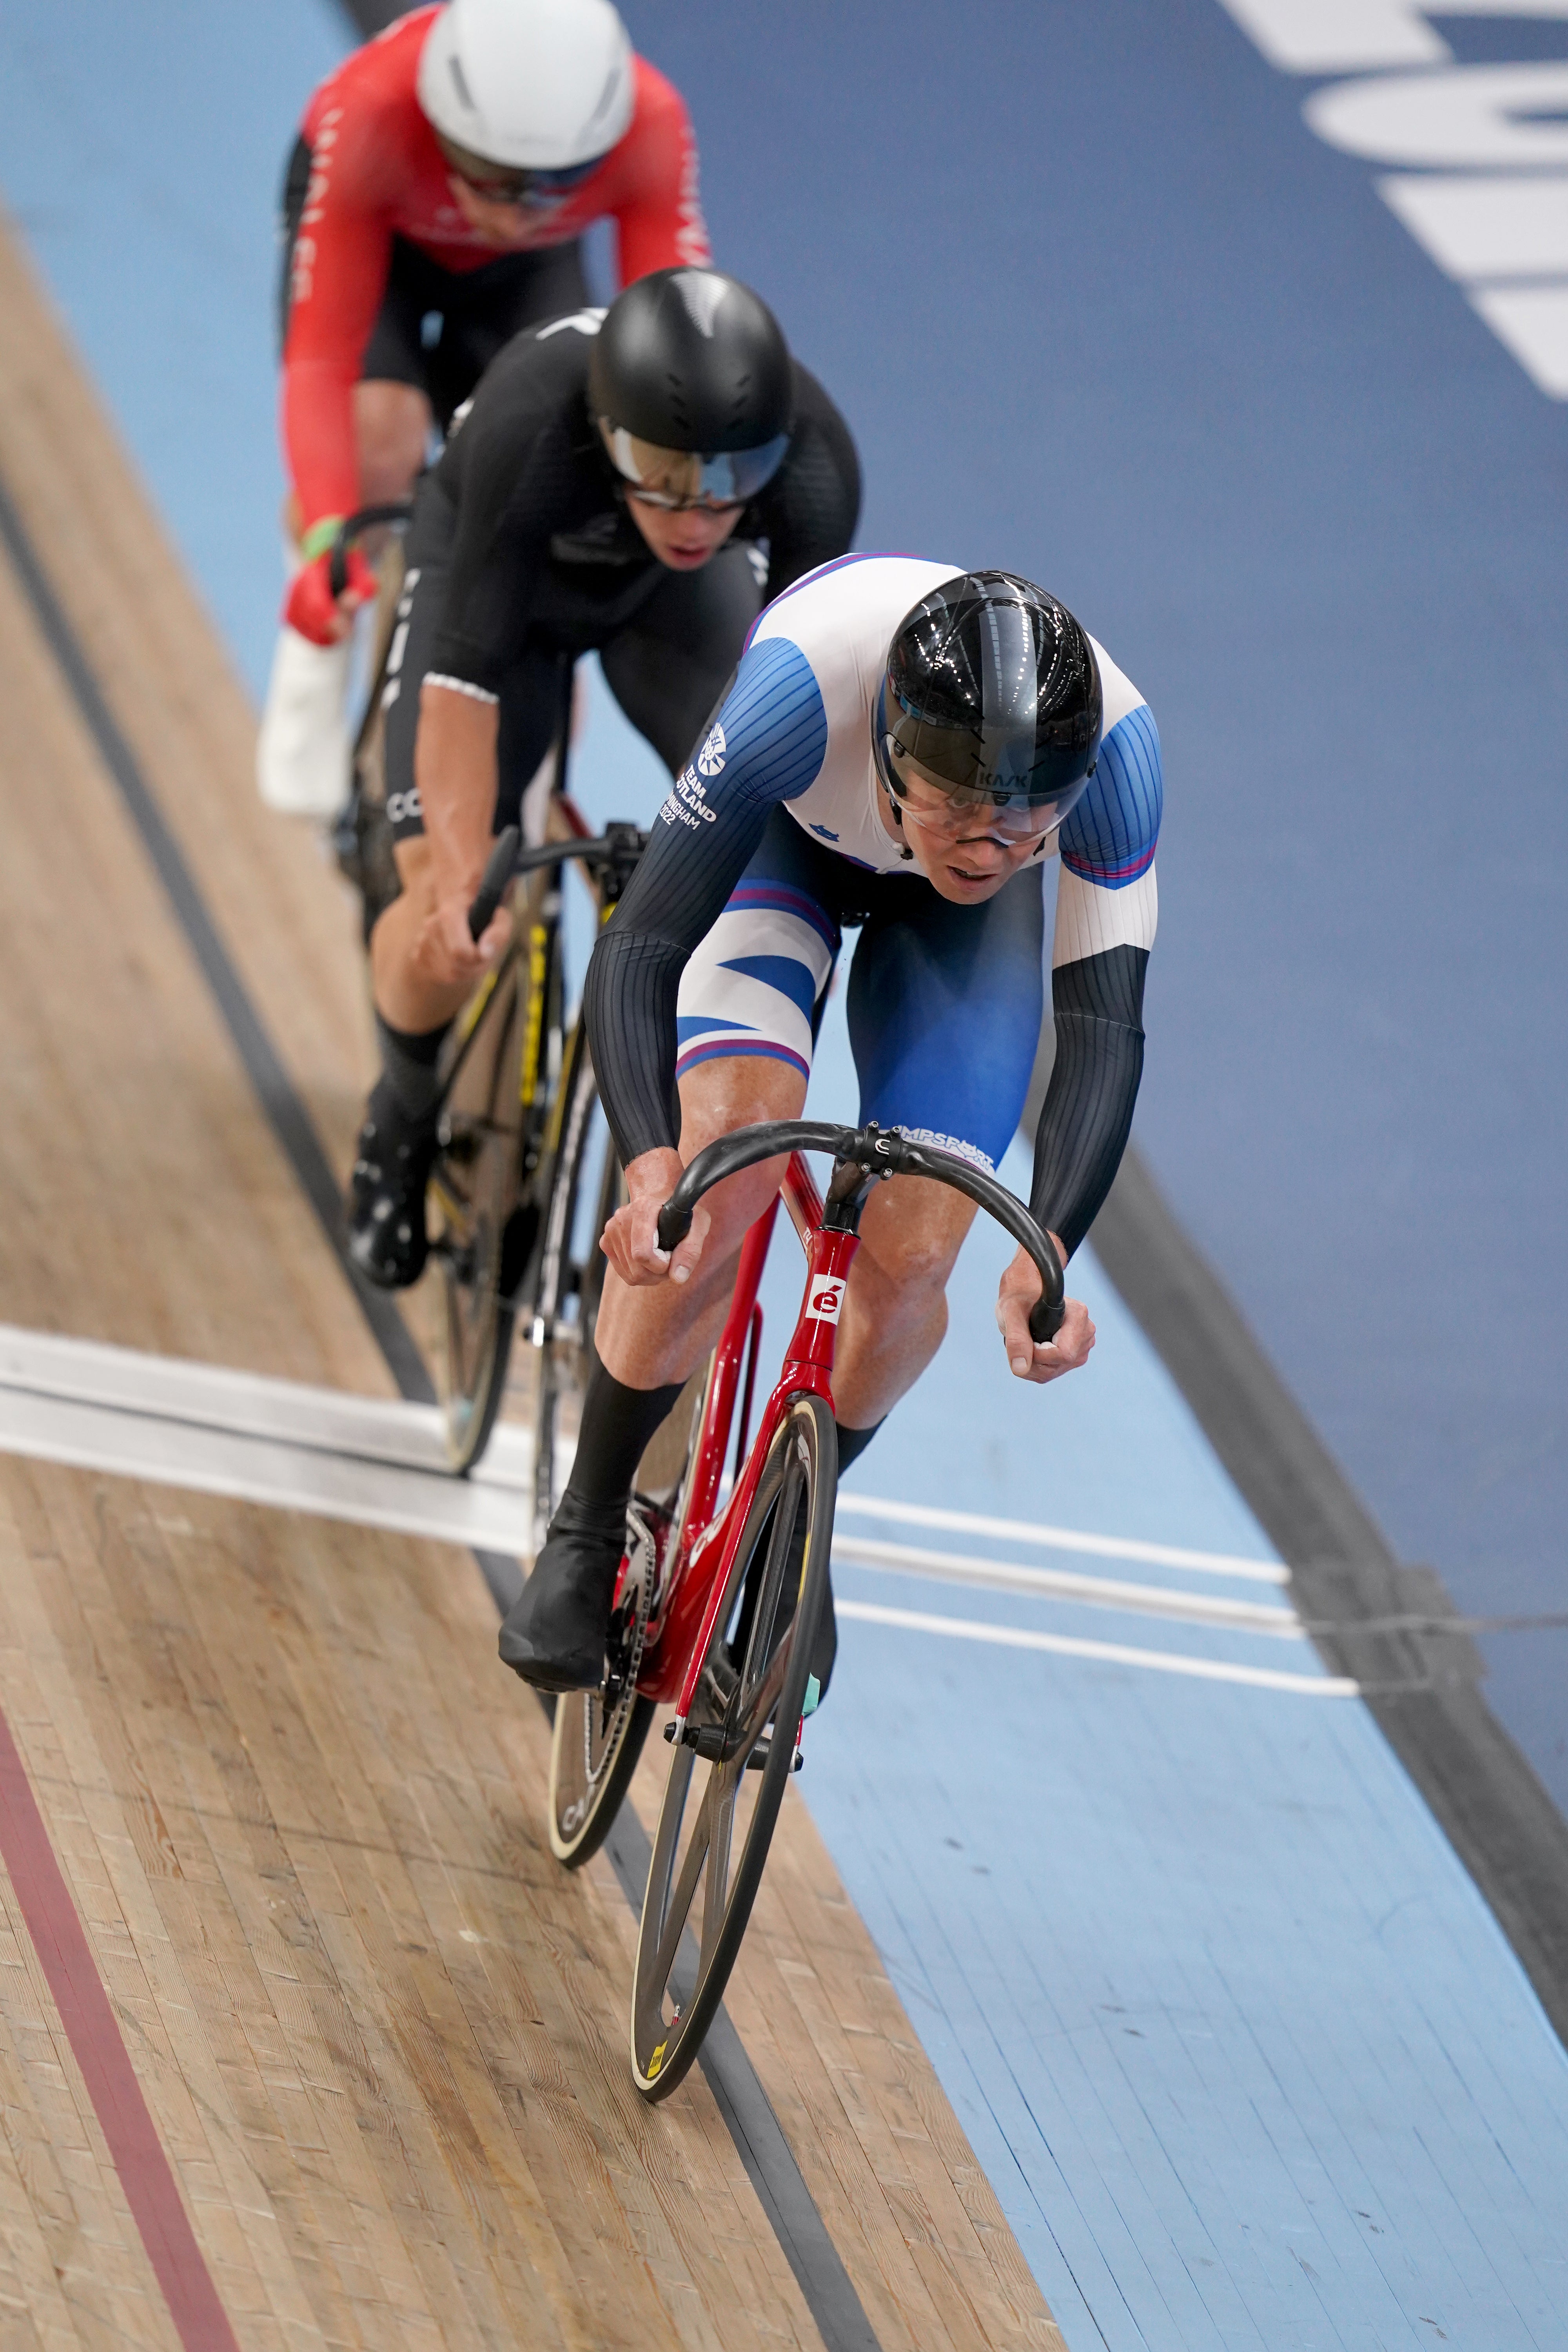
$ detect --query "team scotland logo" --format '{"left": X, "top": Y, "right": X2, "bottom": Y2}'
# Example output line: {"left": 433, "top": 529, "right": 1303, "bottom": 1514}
{"left": 696, "top": 722, "right": 726, "bottom": 777}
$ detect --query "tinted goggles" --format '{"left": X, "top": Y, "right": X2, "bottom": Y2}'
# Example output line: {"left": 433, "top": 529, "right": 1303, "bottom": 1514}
{"left": 436, "top": 132, "right": 606, "bottom": 205}
{"left": 599, "top": 420, "right": 791, "bottom": 512}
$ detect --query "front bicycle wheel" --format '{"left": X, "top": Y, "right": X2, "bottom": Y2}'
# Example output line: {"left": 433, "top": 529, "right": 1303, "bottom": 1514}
{"left": 528, "top": 1036, "right": 624, "bottom": 1544}
{"left": 431, "top": 958, "right": 534, "bottom": 1472}
{"left": 630, "top": 1394, "right": 836, "bottom": 2102}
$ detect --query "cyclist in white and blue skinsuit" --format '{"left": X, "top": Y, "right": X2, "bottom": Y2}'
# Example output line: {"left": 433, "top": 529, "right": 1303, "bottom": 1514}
{"left": 500, "top": 556, "right": 1162, "bottom": 1694}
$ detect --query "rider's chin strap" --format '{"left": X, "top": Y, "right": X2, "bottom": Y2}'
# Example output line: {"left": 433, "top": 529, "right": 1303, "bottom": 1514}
{"left": 880, "top": 777, "right": 916, "bottom": 861}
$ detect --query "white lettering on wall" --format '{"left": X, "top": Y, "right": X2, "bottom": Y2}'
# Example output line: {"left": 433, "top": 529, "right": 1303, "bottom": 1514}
{"left": 1216, "top": 1, "right": 1568, "bottom": 397}
{"left": 1215, "top": 1, "right": 1449, "bottom": 74}
{"left": 1307, "top": 64, "right": 1568, "bottom": 169}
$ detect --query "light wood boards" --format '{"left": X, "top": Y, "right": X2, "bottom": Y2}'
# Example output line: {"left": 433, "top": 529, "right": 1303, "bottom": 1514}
{"left": 0, "top": 1456, "right": 820, "bottom": 2351}
{"left": 0, "top": 210, "right": 1067, "bottom": 2350}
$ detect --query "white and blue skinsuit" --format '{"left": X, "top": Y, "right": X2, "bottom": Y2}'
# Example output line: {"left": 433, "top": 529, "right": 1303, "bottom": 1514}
{"left": 584, "top": 554, "right": 1163, "bottom": 1258}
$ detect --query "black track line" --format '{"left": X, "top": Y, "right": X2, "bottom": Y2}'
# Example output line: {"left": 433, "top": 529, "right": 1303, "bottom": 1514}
{"left": 1093, "top": 1145, "right": 1568, "bottom": 2051}
{"left": 0, "top": 480, "right": 432, "bottom": 1405}
{"left": 0, "top": 472, "right": 882, "bottom": 2352}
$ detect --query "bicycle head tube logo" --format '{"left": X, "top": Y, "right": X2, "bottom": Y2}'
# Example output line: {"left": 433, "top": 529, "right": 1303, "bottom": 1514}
{"left": 696, "top": 721, "right": 726, "bottom": 777}
{"left": 808, "top": 1275, "right": 846, "bottom": 1324}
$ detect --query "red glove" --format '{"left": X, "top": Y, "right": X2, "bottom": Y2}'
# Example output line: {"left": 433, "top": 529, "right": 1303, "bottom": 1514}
{"left": 283, "top": 545, "right": 377, "bottom": 646}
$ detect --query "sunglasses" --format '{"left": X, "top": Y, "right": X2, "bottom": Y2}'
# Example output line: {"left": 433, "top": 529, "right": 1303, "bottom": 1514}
{"left": 437, "top": 132, "right": 605, "bottom": 206}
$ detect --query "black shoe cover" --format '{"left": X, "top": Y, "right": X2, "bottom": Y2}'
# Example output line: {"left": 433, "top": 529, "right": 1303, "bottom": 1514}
{"left": 346, "top": 1078, "right": 439, "bottom": 1290}
{"left": 499, "top": 1494, "right": 627, "bottom": 1692}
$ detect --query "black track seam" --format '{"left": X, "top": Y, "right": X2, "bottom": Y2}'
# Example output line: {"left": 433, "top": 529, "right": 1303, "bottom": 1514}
{"left": 1092, "top": 1145, "right": 1568, "bottom": 2051}
{"left": 0, "top": 473, "right": 882, "bottom": 2352}
{"left": 0, "top": 478, "right": 433, "bottom": 1405}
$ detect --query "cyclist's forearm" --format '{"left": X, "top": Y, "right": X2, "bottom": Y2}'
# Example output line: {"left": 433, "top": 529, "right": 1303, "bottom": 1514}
{"left": 1029, "top": 945, "right": 1148, "bottom": 1258}
{"left": 414, "top": 681, "right": 501, "bottom": 901}
{"left": 583, "top": 928, "right": 687, "bottom": 1166}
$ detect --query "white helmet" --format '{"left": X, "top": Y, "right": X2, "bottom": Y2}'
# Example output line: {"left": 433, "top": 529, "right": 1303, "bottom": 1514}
{"left": 417, "top": 0, "right": 635, "bottom": 172}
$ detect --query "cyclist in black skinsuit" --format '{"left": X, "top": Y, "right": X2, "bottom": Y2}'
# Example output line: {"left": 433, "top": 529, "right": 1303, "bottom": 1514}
{"left": 344, "top": 267, "right": 860, "bottom": 1288}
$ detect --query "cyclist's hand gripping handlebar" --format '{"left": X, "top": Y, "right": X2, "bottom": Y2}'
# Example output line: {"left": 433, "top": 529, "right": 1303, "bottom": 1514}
{"left": 462, "top": 824, "right": 649, "bottom": 942}
{"left": 654, "top": 1120, "right": 1065, "bottom": 1343}
{"left": 466, "top": 826, "right": 520, "bottom": 941}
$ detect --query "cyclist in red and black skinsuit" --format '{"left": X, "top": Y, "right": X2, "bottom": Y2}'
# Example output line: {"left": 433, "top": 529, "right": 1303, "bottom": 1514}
{"left": 261, "top": 0, "right": 709, "bottom": 815}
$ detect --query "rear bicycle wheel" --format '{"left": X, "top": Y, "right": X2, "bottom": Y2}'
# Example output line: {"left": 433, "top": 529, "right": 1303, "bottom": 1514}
{"left": 528, "top": 1036, "right": 625, "bottom": 1545}
{"left": 630, "top": 1394, "right": 836, "bottom": 2101}
{"left": 431, "top": 957, "right": 534, "bottom": 1472}
{"left": 548, "top": 1503, "right": 659, "bottom": 1866}
{"left": 548, "top": 1367, "right": 710, "bottom": 1867}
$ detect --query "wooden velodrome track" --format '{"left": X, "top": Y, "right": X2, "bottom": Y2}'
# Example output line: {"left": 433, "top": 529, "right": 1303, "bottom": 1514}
{"left": 0, "top": 222, "right": 1067, "bottom": 2352}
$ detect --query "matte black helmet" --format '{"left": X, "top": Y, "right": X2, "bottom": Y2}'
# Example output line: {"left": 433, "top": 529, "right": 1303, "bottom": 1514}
{"left": 875, "top": 572, "right": 1103, "bottom": 820}
{"left": 589, "top": 267, "right": 795, "bottom": 508}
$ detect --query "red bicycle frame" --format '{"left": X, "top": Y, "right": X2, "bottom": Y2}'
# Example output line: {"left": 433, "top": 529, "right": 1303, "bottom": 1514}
{"left": 635, "top": 1151, "right": 846, "bottom": 1718}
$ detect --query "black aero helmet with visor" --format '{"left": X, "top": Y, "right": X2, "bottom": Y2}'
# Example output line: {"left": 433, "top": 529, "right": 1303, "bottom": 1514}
{"left": 589, "top": 267, "right": 795, "bottom": 511}
{"left": 876, "top": 572, "right": 1103, "bottom": 837}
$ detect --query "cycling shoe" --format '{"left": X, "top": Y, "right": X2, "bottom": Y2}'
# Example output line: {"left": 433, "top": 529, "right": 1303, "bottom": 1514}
{"left": 346, "top": 1078, "right": 439, "bottom": 1290}
{"left": 499, "top": 1494, "right": 627, "bottom": 1692}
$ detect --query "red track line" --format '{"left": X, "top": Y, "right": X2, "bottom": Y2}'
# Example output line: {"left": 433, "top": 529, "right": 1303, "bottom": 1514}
{"left": 0, "top": 1703, "right": 241, "bottom": 2352}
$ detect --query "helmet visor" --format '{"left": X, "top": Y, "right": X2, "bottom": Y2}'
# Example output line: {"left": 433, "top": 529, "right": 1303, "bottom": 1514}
{"left": 435, "top": 132, "right": 606, "bottom": 204}
{"left": 600, "top": 421, "right": 790, "bottom": 511}
{"left": 874, "top": 684, "right": 1093, "bottom": 834}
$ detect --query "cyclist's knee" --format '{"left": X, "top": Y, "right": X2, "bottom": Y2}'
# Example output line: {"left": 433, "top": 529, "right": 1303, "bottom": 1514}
{"left": 675, "top": 1051, "right": 805, "bottom": 1241}
{"left": 678, "top": 1049, "right": 804, "bottom": 1139}
{"left": 368, "top": 838, "right": 436, "bottom": 979}
{"left": 354, "top": 380, "right": 431, "bottom": 504}
{"left": 391, "top": 833, "right": 434, "bottom": 894}
{"left": 854, "top": 1179, "right": 973, "bottom": 1303}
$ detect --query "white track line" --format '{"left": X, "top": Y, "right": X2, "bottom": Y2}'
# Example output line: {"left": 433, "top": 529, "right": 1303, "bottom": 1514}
{"left": 0, "top": 1322, "right": 535, "bottom": 1485}
{"left": 835, "top": 1491, "right": 1287, "bottom": 1584}
{"left": 0, "top": 1386, "right": 540, "bottom": 1553}
{"left": 831, "top": 1534, "right": 1303, "bottom": 1637}
{"left": 835, "top": 1601, "right": 1357, "bottom": 1696}
{"left": 0, "top": 1325, "right": 1346, "bottom": 1696}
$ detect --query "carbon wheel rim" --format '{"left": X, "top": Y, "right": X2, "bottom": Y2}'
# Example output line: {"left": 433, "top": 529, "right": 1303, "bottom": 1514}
{"left": 433, "top": 971, "right": 523, "bottom": 1471}
{"left": 548, "top": 1504, "right": 660, "bottom": 1865}
{"left": 630, "top": 1399, "right": 831, "bottom": 2100}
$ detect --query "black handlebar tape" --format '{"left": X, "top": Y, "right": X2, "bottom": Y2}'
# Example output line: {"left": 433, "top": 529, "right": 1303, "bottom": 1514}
{"left": 655, "top": 1121, "right": 851, "bottom": 1258}
{"left": 649, "top": 1121, "right": 1068, "bottom": 1334}
{"left": 656, "top": 1200, "right": 692, "bottom": 1255}
{"left": 467, "top": 826, "right": 521, "bottom": 941}
{"left": 1028, "top": 1294, "right": 1066, "bottom": 1345}
{"left": 327, "top": 500, "right": 414, "bottom": 597}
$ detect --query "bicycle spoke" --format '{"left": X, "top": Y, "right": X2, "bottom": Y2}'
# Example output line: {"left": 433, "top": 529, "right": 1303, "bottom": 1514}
{"left": 699, "top": 1779, "right": 739, "bottom": 1970}
{"left": 739, "top": 1465, "right": 801, "bottom": 1702}
{"left": 648, "top": 1764, "right": 721, "bottom": 1995}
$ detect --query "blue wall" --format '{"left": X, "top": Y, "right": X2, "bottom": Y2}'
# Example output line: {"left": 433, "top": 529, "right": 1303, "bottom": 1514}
{"left": 627, "top": 0, "right": 1568, "bottom": 1813}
